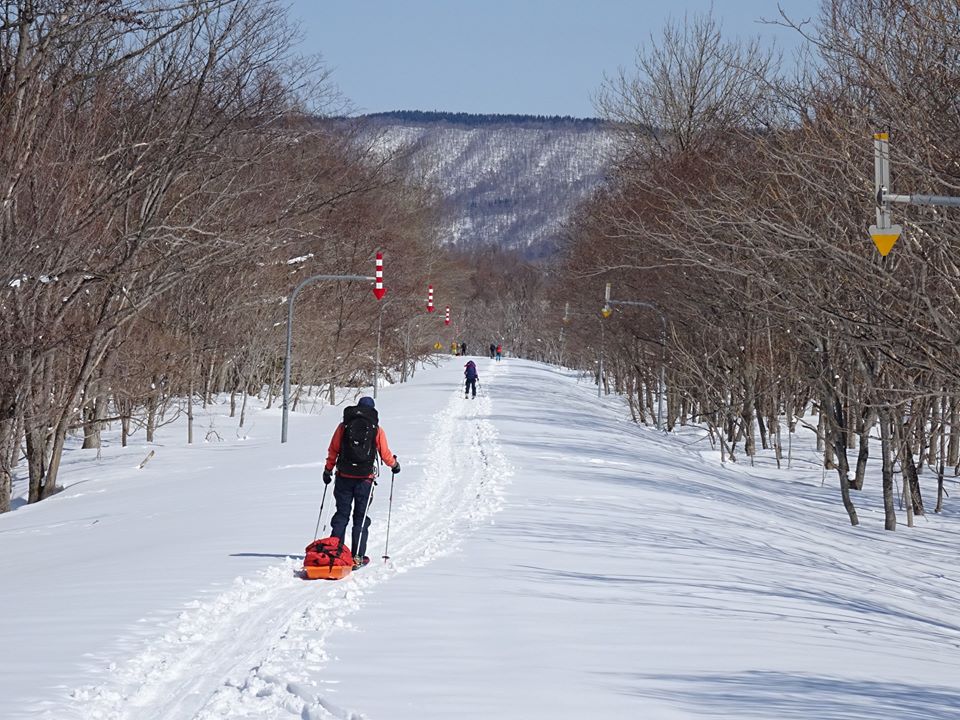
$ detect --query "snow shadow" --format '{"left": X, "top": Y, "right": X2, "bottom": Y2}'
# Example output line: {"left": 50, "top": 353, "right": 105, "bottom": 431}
{"left": 604, "top": 670, "right": 960, "bottom": 719}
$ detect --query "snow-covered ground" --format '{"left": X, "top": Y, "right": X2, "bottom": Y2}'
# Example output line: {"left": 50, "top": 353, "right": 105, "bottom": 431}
{"left": 3, "top": 358, "right": 960, "bottom": 719}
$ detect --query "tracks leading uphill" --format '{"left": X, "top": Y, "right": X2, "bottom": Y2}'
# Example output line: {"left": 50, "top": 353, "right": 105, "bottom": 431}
{"left": 65, "top": 381, "right": 511, "bottom": 720}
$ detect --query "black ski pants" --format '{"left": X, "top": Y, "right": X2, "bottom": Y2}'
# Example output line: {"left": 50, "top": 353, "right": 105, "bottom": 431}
{"left": 331, "top": 474, "right": 373, "bottom": 558}
{"left": 465, "top": 377, "right": 477, "bottom": 397}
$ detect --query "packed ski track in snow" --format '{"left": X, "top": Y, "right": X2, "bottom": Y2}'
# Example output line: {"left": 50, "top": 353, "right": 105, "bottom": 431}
{"left": 6, "top": 357, "right": 960, "bottom": 719}
{"left": 59, "top": 374, "right": 509, "bottom": 720}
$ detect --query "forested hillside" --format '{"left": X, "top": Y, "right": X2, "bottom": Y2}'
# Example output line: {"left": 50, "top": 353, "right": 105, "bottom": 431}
{"left": 361, "top": 112, "right": 616, "bottom": 257}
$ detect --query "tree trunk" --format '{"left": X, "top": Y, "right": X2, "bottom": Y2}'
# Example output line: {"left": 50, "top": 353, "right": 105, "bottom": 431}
{"left": 937, "top": 395, "right": 947, "bottom": 513}
{"left": 741, "top": 364, "right": 757, "bottom": 459}
{"left": 39, "top": 423, "right": 67, "bottom": 500}
{"left": 26, "top": 424, "right": 46, "bottom": 504}
{"left": 948, "top": 397, "right": 959, "bottom": 470}
{"left": 816, "top": 406, "right": 825, "bottom": 453}
{"left": 626, "top": 375, "right": 638, "bottom": 423}
{"left": 928, "top": 395, "right": 941, "bottom": 468}
{"left": 146, "top": 393, "right": 158, "bottom": 442}
{"left": 769, "top": 394, "right": 782, "bottom": 468}
{"left": 81, "top": 394, "right": 107, "bottom": 450}
{"left": 880, "top": 409, "right": 896, "bottom": 530}
{"left": 828, "top": 389, "right": 858, "bottom": 526}
{"left": 0, "top": 416, "right": 15, "bottom": 514}
{"left": 852, "top": 408, "right": 875, "bottom": 492}
{"left": 756, "top": 397, "right": 768, "bottom": 450}
{"left": 239, "top": 387, "right": 248, "bottom": 429}
{"left": 187, "top": 384, "right": 194, "bottom": 445}
{"left": 902, "top": 445, "right": 924, "bottom": 519}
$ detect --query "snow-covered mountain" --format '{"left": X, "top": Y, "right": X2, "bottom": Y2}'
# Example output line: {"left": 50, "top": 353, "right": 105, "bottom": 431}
{"left": 363, "top": 112, "right": 617, "bottom": 257}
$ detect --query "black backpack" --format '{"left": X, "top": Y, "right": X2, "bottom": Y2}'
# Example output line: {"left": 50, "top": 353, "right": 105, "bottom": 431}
{"left": 337, "top": 405, "right": 379, "bottom": 476}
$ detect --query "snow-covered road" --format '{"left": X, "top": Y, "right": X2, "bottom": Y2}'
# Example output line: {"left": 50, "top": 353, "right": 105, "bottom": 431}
{"left": 5, "top": 358, "right": 960, "bottom": 719}
{"left": 65, "top": 370, "right": 508, "bottom": 720}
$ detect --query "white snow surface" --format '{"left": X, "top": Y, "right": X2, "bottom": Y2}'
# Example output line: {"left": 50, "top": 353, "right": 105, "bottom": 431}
{"left": 3, "top": 358, "right": 960, "bottom": 719}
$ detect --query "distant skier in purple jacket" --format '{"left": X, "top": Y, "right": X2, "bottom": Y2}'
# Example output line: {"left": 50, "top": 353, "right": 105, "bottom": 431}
{"left": 464, "top": 360, "right": 478, "bottom": 399}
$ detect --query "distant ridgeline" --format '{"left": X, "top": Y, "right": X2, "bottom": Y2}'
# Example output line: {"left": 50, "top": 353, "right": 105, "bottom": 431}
{"left": 364, "top": 110, "right": 608, "bottom": 129}
{"left": 358, "top": 110, "right": 618, "bottom": 258}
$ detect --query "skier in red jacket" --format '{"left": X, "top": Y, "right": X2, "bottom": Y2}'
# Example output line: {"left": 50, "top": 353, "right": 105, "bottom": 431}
{"left": 323, "top": 396, "right": 399, "bottom": 567}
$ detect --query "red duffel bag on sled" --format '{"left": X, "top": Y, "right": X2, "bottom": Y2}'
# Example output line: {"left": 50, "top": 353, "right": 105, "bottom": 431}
{"left": 303, "top": 537, "right": 354, "bottom": 580}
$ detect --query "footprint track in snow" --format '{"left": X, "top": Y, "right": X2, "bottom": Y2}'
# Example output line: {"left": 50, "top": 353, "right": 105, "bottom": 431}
{"left": 63, "top": 384, "right": 512, "bottom": 720}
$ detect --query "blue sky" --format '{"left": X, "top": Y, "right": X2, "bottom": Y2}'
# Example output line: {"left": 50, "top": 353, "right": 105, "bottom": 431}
{"left": 287, "top": 0, "right": 819, "bottom": 118}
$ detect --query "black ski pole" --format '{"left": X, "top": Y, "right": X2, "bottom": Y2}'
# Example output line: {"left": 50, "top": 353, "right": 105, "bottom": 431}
{"left": 354, "top": 479, "right": 376, "bottom": 560}
{"left": 382, "top": 473, "right": 396, "bottom": 561}
{"left": 313, "top": 482, "right": 328, "bottom": 540}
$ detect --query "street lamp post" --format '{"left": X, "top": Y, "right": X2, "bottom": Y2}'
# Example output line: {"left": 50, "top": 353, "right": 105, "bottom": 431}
{"left": 282, "top": 273, "right": 375, "bottom": 444}
{"left": 603, "top": 282, "right": 668, "bottom": 431}
{"left": 598, "top": 313, "right": 605, "bottom": 399}
{"left": 561, "top": 302, "right": 606, "bottom": 398}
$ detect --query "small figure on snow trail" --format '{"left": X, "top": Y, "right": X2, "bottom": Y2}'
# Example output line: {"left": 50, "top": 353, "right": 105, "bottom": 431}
{"left": 496, "top": 344, "right": 503, "bottom": 362}
{"left": 323, "top": 396, "right": 400, "bottom": 568}
{"left": 460, "top": 341, "right": 467, "bottom": 356}
{"left": 489, "top": 342, "right": 496, "bottom": 359}
{"left": 451, "top": 341, "right": 459, "bottom": 356}
{"left": 464, "top": 360, "right": 478, "bottom": 399}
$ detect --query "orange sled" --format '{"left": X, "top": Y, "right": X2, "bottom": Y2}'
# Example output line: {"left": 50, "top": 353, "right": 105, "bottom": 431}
{"left": 303, "top": 564, "right": 352, "bottom": 580}
{"left": 303, "top": 537, "right": 354, "bottom": 581}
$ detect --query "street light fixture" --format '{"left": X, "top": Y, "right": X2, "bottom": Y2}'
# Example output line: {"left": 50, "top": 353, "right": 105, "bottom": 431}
{"left": 282, "top": 271, "right": 378, "bottom": 444}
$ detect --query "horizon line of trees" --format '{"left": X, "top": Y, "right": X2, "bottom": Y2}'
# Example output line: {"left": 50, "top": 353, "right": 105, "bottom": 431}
{"left": 361, "top": 109, "right": 610, "bottom": 129}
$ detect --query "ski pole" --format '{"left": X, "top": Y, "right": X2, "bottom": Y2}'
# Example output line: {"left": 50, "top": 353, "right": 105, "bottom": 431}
{"left": 313, "top": 482, "right": 328, "bottom": 540}
{"left": 382, "top": 473, "right": 396, "bottom": 561}
{"left": 354, "top": 479, "right": 376, "bottom": 559}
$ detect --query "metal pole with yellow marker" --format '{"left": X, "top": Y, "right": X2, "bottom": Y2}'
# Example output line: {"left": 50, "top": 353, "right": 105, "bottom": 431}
{"left": 870, "top": 132, "right": 902, "bottom": 256}
{"left": 870, "top": 131, "right": 960, "bottom": 256}
{"left": 600, "top": 284, "right": 613, "bottom": 398}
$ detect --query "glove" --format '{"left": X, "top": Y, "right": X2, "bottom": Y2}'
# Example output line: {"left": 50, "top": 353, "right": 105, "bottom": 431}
{"left": 323, "top": 469, "right": 333, "bottom": 485}
{"left": 391, "top": 459, "right": 401, "bottom": 474}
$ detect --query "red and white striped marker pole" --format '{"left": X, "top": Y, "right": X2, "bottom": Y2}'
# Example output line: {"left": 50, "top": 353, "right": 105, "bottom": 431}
{"left": 427, "top": 284, "right": 434, "bottom": 313}
{"left": 372, "top": 252, "right": 386, "bottom": 300}
{"left": 444, "top": 306, "right": 450, "bottom": 326}
{"left": 372, "top": 251, "right": 385, "bottom": 399}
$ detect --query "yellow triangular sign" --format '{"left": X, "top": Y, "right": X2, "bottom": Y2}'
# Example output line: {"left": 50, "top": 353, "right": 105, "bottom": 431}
{"left": 869, "top": 224, "right": 902, "bottom": 256}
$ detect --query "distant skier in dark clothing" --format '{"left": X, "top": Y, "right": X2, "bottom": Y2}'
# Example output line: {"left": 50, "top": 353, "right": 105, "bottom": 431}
{"left": 460, "top": 342, "right": 467, "bottom": 356}
{"left": 496, "top": 344, "right": 503, "bottom": 361}
{"left": 464, "top": 360, "right": 478, "bottom": 398}
{"left": 489, "top": 343, "right": 496, "bottom": 359}
{"left": 323, "top": 396, "right": 400, "bottom": 568}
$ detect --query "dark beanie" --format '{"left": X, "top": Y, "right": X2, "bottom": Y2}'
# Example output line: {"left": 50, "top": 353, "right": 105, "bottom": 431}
{"left": 358, "top": 396, "right": 375, "bottom": 408}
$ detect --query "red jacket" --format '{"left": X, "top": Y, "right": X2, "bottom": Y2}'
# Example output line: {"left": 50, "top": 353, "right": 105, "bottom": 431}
{"left": 325, "top": 424, "right": 396, "bottom": 479}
